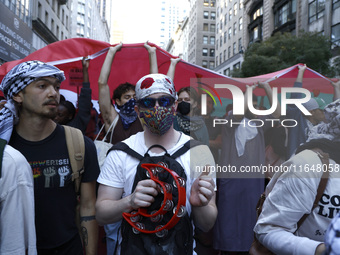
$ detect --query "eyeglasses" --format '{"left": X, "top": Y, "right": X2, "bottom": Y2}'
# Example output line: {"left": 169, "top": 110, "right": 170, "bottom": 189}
{"left": 138, "top": 96, "right": 175, "bottom": 108}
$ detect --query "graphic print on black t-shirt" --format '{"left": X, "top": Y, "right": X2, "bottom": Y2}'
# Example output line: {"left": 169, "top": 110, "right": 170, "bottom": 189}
{"left": 31, "top": 158, "right": 72, "bottom": 188}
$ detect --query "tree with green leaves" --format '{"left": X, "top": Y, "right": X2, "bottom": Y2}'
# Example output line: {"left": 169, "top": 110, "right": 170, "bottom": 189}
{"left": 239, "top": 32, "right": 333, "bottom": 77}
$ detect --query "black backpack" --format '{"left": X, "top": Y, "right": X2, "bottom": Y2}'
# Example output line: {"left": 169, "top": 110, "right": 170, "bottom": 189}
{"left": 109, "top": 140, "right": 202, "bottom": 255}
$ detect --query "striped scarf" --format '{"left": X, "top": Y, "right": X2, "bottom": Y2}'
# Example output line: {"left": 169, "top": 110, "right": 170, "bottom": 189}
{"left": 0, "top": 60, "right": 65, "bottom": 142}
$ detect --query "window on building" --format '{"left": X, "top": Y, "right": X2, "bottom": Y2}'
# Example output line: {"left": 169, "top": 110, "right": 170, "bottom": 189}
{"left": 211, "top": 0, "right": 216, "bottom": 7}
{"left": 228, "top": 46, "right": 231, "bottom": 58}
{"left": 239, "top": 17, "right": 243, "bottom": 30}
{"left": 223, "top": 49, "right": 226, "bottom": 61}
{"left": 220, "top": 22, "right": 223, "bottom": 30}
{"left": 233, "top": 22, "right": 237, "bottom": 35}
{"left": 220, "top": 36, "right": 222, "bottom": 46}
{"left": 309, "top": 0, "right": 325, "bottom": 23}
{"left": 38, "top": 3, "right": 42, "bottom": 19}
{"left": 216, "top": 39, "right": 219, "bottom": 50}
{"left": 238, "top": 38, "right": 242, "bottom": 51}
{"left": 51, "top": 19, "right": 54, "bottom": 33}
{"left": 210, "top": 24, "right": 216, "bottom": 32}
{"left": 233, "top": 62, "right": 240, "bottom": 70}
{"left": 234, "top": 3, "right": 237, "bottom": 15}
{"left": 204, "top": 0, "right": 209, "bottom": 7}
{"left": 210, "top": 48, "right": 215, "bottom": 57}
{"left": 228, "top": 27, "right": 231, "bottom": 39}
{"left": 45, "top": 11, "right": 49, "bottom": 24}
{"left": 203, "top": 48, "right": 208, "bottom": 56}
{"left": 334, "top": 0, "right": 340, "bottom": 9}
{"left": 240, "top": 0, "right": 243, "bottom": 9}
{"left": 224, "top": 68, "right": 230, "bottom": 76}
{"left": 204, "top": 11, "right": 209, "bottom": 19}
{"left": 217, "top": 22, "right": 220, "bottom": 31}
{"left": 252, "top": 5, "right": 263, "bottom": 21}
{"left": 203, "top": 36, "right": 208, "bottom": 44}
{"left": 224, "top": 31, "right": 227, "bottom": 43}
{"left": 233, "top": 42, "right": 236, "bottom": 55}
{"left": 211, "top": 12, "right": 216, "bottom": 20}
{"left": 210, "top": 36, "right": 215, "bottom": 45}
{"left": 220, "top": 53, "right": 222, "bottom": 64}
{"left": 331, "top": 23, "right": 340, "bottom": 46}
{"left": 229, "top": 8, "right": 232, "bottom": 20}
{"left": 225, "top": 14, "right": 228, "bottom": 25}
{"left": 203, "top": 23, "right": 209, "bottom": 31}
{"left": 203, "top": 60, "right": 208, "bottom": 68}
{"left": 216, "top": 56, "right": 218, "bottom": 66}
{"left": 209, "top": 61, "right": 215, "bottom": 69}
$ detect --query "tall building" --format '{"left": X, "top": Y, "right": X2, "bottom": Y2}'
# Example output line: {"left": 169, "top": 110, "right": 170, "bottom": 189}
{"left": 159, "top": 0, "right": 189, "bottom": 48}
{"left": 31, "top": 0, "right": 71, "bottom": 51}
{"left": 69, "top": 0, "right": 110, "bottom": 42}
{"left": 214, "top": 0, "right": 244, "bottom": 76}
{"left": 186, "top": 0, "right": 216, "bottom": 70}
{"left": 166, "top": 17, "right": 190, "bottom": 60}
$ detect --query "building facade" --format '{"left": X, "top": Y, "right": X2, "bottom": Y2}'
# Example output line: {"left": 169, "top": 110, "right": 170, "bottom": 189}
{"left": 215, "top": 0, "right": 244, "bottom": 76}
{"left": 185, "top": 0, "right": 217, "bottom": 69}
{"left": 69, "top": 0, "right": 110, "bottom": 42}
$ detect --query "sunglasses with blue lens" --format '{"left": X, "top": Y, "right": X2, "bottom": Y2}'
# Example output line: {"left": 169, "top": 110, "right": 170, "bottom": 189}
{"left": 138, "top": 96, "right": 175, "bottom": 108}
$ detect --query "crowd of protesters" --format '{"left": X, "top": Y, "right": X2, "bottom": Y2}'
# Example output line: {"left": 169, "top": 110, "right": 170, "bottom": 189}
{"left": 0, "top": 42, "right": 340, "bottom": 255}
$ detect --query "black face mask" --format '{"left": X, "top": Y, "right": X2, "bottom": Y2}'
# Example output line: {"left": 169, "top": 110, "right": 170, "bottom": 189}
{"left": 177, "top": 101, "right": 191, "bottom": 115}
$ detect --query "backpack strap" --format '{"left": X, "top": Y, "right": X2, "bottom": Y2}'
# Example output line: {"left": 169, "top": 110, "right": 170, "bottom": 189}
{"left": 63, "top": 126, "right": 85, "bottom": 195}
{"left": 297, "top": 148, "right": 329, "bottom": 227}
{"left": 170, "top": 139, "right": 203, "bottom": 159}
{"left": 109, "top": 142, "right": 143, "bottom": 160}
{"left": 110, "top": 139, "right": 203, "bottom": 161}
{"left": 0, "top": 138, "right": 7, "bottom": 178}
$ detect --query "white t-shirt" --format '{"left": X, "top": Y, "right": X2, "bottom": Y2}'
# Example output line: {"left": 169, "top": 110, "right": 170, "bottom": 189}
{"left": 254, "top": 149, "right": 340, "bottom": 255}
{"left": 97, "top": 131, "right": 215, "bottom": 216}
{"left": 0, "top": 145, "right": 37, "bottom": 255}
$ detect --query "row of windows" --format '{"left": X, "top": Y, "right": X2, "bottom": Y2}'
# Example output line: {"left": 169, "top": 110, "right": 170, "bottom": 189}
{"left": 308, "top": 0, "right": 325, "bottom": 23}
{"left": 38, "top": 1, "right": 68, "bottom": 27}
{"left": 217, "top": 2, "right": 242, "bottom": 18}
{"left": 202, "top": 60, "right": 215, "bottom": 69}
{"left": 217, "top": 17, "right": 243, "bottom": 36}
{"left": 203, "top": 23, "right": 216, "bottom": 32}
{"left": 203, "top": 35, "right": 215, "bottom": 45}
{"left": 215, "top": 38, "right": 242, "bottom": 67}
{"left": 203, "top": 11, "right": 216, "bottom": 20}
{"left": 202, "top": 48, "right": 215, "bottom": 57}
{"left": 204, "top": 0, "right": 215, "bottom": 7}
{"left": 1, "top": 0, "right": 30, "bottom": 24}
{"left": 222, "top": 62, "right": 241, "bottom": 76}
{"left": 222, "top": 0, "right": 243, "bottom": 10}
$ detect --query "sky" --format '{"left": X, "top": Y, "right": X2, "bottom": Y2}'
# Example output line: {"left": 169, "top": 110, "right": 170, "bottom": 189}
{"left": 111, "top": 0, "right": 162, "bottom": 44}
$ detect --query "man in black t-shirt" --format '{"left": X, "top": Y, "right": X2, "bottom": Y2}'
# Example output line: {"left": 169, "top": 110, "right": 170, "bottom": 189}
{"left": 0, "top": 60, "right": 100, "bottom": 255}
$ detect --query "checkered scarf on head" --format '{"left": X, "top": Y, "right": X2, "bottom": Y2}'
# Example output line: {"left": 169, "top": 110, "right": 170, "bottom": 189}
{"left": 0, "top": 60, "right": 65, "bottom": 142}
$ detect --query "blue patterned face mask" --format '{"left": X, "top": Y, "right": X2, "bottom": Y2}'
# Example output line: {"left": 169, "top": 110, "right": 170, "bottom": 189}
{"left": 117, "top": 98, "right": 138, "bottom": 129}
{"left": 139, "top": 106, "right": 176, "bottom": 135}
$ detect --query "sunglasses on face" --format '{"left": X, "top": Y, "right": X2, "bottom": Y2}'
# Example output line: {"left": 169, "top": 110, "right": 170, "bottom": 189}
{"left": 138, "top": 96, "right": 175, "bottom": 108}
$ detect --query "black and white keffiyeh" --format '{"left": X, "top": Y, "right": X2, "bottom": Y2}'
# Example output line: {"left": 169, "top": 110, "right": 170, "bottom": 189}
{"left": 307, "top": 99, "right": 340, "bottom": 142}
{"left": 0, "top": 60, "right": 65, "bottom": 142}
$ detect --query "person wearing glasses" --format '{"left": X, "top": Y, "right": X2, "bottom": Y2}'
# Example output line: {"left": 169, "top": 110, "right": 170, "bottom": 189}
{"left": 96, "top": 73, "right": 217, "bottom": 254}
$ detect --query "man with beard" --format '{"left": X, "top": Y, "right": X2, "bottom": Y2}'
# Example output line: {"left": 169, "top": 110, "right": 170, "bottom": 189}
{"left": 96, "top": 73, "right": 217, "bottom": 254}
{"left": 213, "top": 82, "right": 281, "bottom": 255}
{"left": 1, "top": 60, "right": 100, "bottom": 255}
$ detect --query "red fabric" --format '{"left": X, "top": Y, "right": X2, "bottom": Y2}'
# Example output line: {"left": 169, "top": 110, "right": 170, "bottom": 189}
{"left": 0, "top": 38, "right": 243, "bottom": 101}
{"left": 232, "top": 64, "right": 337, "bottom": 96}
{"left": 0, "top": 39, "right": 336, "bottom": 100}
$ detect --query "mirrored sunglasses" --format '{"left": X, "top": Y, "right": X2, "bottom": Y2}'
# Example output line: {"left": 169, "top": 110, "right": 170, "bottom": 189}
{"left": 138, "top": 96, "right": 175, "bottom": 108}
